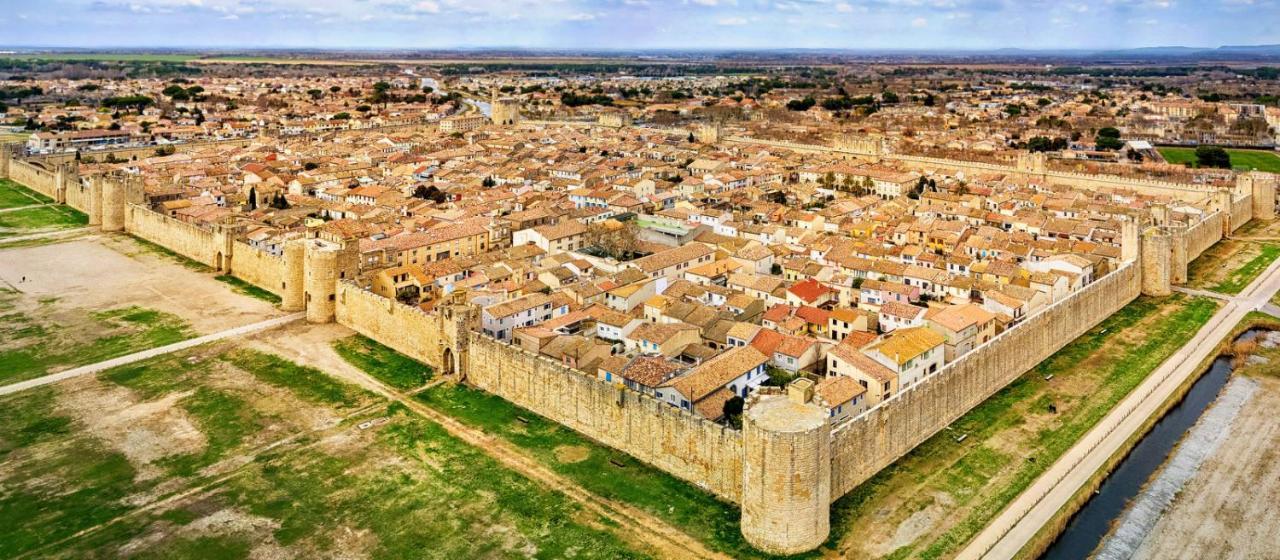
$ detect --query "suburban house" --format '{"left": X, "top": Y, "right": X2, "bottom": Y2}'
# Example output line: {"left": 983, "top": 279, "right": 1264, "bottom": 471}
{"left": 657, "top": 346, "right": 770, "bottom": 419}
{"left": 481, "top": 293, "right": 556, "bottom": 341}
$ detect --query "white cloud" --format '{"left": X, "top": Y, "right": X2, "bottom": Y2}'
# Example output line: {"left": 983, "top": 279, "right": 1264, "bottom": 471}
{"left": 911, "top": 17, "right": 927, "bottom": 27}
{"left": 566, "top": 12, "right": 596, "bottom": 20}
{"left": 835, "top": 2, "right": 853, "bottom": 12}
{"left": 717, "top": 15, "right": 748, "bottom": 25}
{"left": 412, "top": 1, "right": 440, "bottom": 13}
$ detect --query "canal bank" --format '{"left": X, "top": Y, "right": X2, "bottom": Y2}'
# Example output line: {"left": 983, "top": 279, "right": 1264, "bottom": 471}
{"left": 1027, "top": 315, "right": 1280, "bottom": 560}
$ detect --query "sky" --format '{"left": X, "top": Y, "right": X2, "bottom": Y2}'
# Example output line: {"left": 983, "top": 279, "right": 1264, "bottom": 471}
{"left": 0, "top": 0, "right": 1277, "bottom": 51}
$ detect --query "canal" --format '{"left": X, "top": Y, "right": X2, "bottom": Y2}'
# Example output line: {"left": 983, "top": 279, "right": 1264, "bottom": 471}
{"left": 1038, "top": 329, "right": 1269, "bottom": 560}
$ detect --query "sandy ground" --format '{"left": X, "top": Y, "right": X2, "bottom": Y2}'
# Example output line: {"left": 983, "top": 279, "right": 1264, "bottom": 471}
{"left": 239, "top": 321, "right": 391, "bottom": 398}
{"left": 1132, "top": 375, "right": 1280, "bottom": 560}
{"left": 0, "top": 234, "right": 282, "bottom": 334}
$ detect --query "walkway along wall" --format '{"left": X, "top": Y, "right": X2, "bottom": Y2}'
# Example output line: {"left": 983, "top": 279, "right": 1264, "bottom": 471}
{"left": 828, "top": 262, "right": 1142, "bottom": 499}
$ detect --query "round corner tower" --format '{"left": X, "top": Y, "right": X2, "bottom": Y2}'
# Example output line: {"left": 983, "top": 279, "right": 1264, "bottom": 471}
{"left": 741, "top": 381, "right": 832, "bottom": 556}
{"left": 281, "top": 239, "right": 306, "bottom": 312}
{"left": 302, "top": 238, "right": 359, "bottom": 323}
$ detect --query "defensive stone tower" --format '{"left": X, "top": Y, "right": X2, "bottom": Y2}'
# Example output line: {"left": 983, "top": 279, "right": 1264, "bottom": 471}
{"left": 1016, "top": 152, "right": 1048, "bottom": 176}
{"left": 281, "top": 239, "right": 307, "bottom": 312}
{"left": 694, "top": 123, "right": 720, "bottom": 144}
{"left": 52, "top": 162, "right": 76, "bottom": 204}
{"left": 835, "top": 134, "right": 886, "bottom": 161}
{"left": 1141, "top": 228, "right": 1173, "bottom": 296}
{"left": 741, "top": 380, "right": 832, "bottom": 555}
{"left": 1241, "top": 171, "right": 1277, "bottom": 222}
{"left": 490, "top": 89, "right": 521, "bottom": 126}
{"left": 1121, "top": 220, "right": 1141, "bottom": 263}
{"left": 97, "top": 172, "right": 144, "bottom": 232}
{"left": 302, "top": 238, "right": 359, "bottom": 323}
{"left": 437, "top": 288, "right": 479, "bottom": 378}
{"left": 0, "top": 142, "right": 11, "bottom": 179}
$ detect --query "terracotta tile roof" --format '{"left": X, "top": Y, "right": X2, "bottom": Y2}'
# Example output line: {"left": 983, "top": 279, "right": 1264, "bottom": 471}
{"left": 663, "top": 346, "right": 768, "bottom": 402}
{"left": 816, "top": 375, "right": 865, "bottom": 406}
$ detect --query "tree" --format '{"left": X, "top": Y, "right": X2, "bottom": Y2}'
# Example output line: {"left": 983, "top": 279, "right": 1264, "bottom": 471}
{"left": 723, "top": 396, "right": 745, "bottom": 429}
{"left": 1094, "top": 127, "right": 1124, "bottom": 151}
{"left": 786, "top": 96, "right": 816, "bottom": 111}
{"left": 1195, "top": 146, "right": 1232, "bottom": 169}
{"left": 481, "top": 176, "right": 497, "bottom": 188}
{"left": 247, "top": 186, "right": 258, "bottom": 210}
{"left": 584, "top": 221, "right": 641, "bottom": 261}
{"left": 881, "top": 91, "right": 899, "bottom": 104}
{"left": 1026, "top": 136, "right": 1054, "bottom": 153}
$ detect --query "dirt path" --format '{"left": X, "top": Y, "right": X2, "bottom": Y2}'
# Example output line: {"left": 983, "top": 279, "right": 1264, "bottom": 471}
{"left": 1130, "top": 375, "right": 1280, "bottom": 560}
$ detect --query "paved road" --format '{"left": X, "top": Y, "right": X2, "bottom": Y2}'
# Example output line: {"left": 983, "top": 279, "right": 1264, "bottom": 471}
{"left": 958, "top": 256, "right": 1280, "bottom": 560}
{"left": 0, "top": 312, "right": 305, "bottom": 397}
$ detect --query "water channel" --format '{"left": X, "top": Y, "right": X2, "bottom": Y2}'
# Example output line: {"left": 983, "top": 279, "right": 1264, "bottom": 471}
{"left": 1038, "top": 329, "right": 1269, "bottom": 560}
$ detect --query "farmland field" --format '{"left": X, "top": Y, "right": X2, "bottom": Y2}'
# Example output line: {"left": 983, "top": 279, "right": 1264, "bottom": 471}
{"left": 1158, "top": 147, "right": 1280, "bottom": 173}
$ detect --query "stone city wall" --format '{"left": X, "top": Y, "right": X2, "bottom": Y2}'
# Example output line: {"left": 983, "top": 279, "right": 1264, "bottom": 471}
{"left": 1183, "top": 211, "right": 1225, "bottom": 264}
{"left": 31, "top": 138, "right": 257, "bottom": 166}
{"left": 827, "top": 262, "right": 1142, "bottom": 499}
{"left": 1230, "top": 194, "right": 1253, "bottom": 233}
{"left": 63, "top": 177, "right": 98, "bottom": 221}
{"left": 7, "top": 159, "right": 59, "bottom": 200}
{"left": 229, "top": 240, "right": 287, "bottom": 297}
{"left": 467, "top": 332, "right": 746, "bottom": 502}
{"left": 334, "top": 281, "right": 451, "bottom": 371}
{"left": 124, "top": 204, "right": 225, "bottom": 269}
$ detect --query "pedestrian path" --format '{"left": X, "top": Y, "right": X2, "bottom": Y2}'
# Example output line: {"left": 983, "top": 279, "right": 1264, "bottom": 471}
{"left": 0, "top": 312, "right": 305, "bottom": 397}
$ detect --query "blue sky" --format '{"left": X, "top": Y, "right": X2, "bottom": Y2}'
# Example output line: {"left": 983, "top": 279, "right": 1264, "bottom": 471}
{"left": 1, "top": 0, "right": 1276, "bottom": 50}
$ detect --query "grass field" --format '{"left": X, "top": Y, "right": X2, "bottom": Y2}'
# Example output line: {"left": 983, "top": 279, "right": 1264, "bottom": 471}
{"left": 1, "top": 343, "right": 649, "bottom": 559}
{"left": 1158, "top": 147, "right": 1280, "bottom": 173}
{"left": 828, "top": 294, "right": 1219, "bottom": 559}
{"left": 0, "top": 178, "right": 52, "bottom": 209}
{"left": 333, "top": 335, "right": 433, "bottom": 390}
{"left": 0, "top": 300, "right": 196, "bottom": 386}
{"left": 214, "top": 275, "right": 282, "bottom": 305}
{"left": 0, "top": 205, "right": 88, "bottom": 237}
{"left": 1187, "top": 239, "right": 1280, "bottom": 295}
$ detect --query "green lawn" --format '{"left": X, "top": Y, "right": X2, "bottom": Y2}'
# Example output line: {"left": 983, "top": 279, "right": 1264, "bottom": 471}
{"left": 0, "top": 205, "right": 88, "bottom": 237}
{"left": 333, "top": 335, "right": 433, "bottom": 390}
{"left": 1188, "top": 240, "right": 1280, "bottom": 295}
{"left": 1212, "top": 244, "right": 1280, "bottom": 294}
{"left": 214, "top": 274, "right": 282, "bottom": 305}
{"left": 829, "top": 295, "right": 1220, "bottom": 559}
{"left": 222, "top": 348, "right": 371, "bottom": 409}
{"left": 0, "top": 178, "right": 53, "bottom": 209}
{"left": 0, "top": 304, "right": 196, "bottom": 386}
{"left": 1159, "top": 147, "right": 1280, "bottom": 173}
